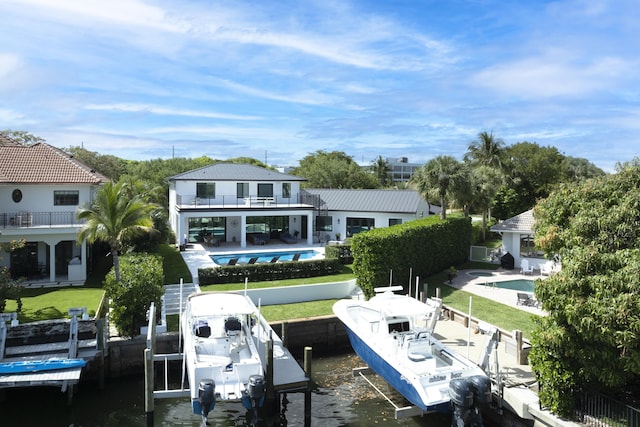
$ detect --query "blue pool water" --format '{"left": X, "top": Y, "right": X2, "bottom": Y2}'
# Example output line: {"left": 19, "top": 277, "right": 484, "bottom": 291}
{"left": 491, "top": 279, "right": 535, "bottom": 293}
{"left": 210, "top": 249, "right": 321, "bottom": 265}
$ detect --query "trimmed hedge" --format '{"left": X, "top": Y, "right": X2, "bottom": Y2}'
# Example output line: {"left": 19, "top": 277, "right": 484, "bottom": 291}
{"left": 325, "top": 244, "right": 353, "bottom": 264}
{"left": 352, "top": 216, "right": 472, "bottom": 298}
{"left": 198, "top": 258, "right": 343, "bottom": 285}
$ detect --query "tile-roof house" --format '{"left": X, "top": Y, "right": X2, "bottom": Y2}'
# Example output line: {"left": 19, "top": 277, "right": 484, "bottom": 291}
{"left": 167, "top": 163, "right": 432, "bottom": 248}
{"left": 0, "top": 139, "right": 108, "bottom": 284}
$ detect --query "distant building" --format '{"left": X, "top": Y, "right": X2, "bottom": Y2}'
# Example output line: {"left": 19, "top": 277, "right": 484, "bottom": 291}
{"left": 386, "top": 157, "right": 422, "bottom": 184}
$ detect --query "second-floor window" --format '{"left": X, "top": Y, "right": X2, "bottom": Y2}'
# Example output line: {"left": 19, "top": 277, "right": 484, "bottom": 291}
{"left": 54, "top": 190, "right": 79, "bottom": 206}
{"left": 257, "top": 183, "right": 273, "bottom": 198}
{"left": 282, "top": 183, "right": 291, "bottom": 198}
{"left": 237, "top": 182, "right": 249, "bottom": 198}
{"left": 197, "top": 183, "right": 215, "bottom": 199}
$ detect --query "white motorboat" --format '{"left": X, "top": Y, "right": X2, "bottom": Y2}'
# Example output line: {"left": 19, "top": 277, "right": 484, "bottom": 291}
{"left": 181, "top": 292, "right": 267, "bottom": 425}
{"left": 333, "top": 286, "right": 493, "bottom": 419}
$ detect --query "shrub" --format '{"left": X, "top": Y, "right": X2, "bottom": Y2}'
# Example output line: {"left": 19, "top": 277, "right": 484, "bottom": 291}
{"left": 104, "top": 253, "right": 164, "bottom": 338}
{"left": 352, "top": 216, "right": 471, "bottom": 298}
{"left": 198, "top": 258, "right": 342, "bottom": 285}
{"left": 324, "top": 244, "right": 353, "bottom": 264}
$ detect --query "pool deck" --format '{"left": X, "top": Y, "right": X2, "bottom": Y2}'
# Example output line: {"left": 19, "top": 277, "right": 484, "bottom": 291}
{"left": 180, "top": 240, "right": 327, "bottom": 284}
{"left": 448, "top": 268, "right": 547, "bottom": 316}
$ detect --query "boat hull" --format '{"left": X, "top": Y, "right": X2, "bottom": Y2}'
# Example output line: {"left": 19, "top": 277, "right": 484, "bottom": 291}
{"left": 0, "top": 358, "right": 87, "bottom": 374}
{"left": 343, "top": 325, "right": 449, "bottom": 413}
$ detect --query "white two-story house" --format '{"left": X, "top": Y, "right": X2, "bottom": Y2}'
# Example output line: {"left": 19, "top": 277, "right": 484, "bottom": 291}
{"left": 167, "top": 163, "right": 433, "bottom": 249}
{"left": 0, "top": 137, "right": 108, "bottom": 284}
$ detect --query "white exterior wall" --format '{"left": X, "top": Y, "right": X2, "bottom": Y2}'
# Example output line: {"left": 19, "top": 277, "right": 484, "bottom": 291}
{"left": 0, "top": 182, "right": 97, "bottom": 284}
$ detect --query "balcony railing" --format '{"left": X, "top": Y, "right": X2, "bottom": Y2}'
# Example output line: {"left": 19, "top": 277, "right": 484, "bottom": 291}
{"left": 0, "top": 211, "right": 83, "bottom": 229}
{"left": 176, "top": 193, "right": 321, "bottom": 209}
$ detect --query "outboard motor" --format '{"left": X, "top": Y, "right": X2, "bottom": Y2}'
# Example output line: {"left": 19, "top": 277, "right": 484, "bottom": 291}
{"left": 449, "top": 378, "right": 473, "bottom": 427}
{"left": 468, "top": 375, "right": 492, "bottom": 427}
{"left": 198, "top": 378, "right": 215, "bottom": 426}
{"left": 248, "top": 375, "right": 266, "bottom": 407}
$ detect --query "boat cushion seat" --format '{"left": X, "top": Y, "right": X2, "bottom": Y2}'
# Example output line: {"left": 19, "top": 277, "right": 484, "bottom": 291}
{"left": 408, "top": 352, "right": 432, "bottom": 362}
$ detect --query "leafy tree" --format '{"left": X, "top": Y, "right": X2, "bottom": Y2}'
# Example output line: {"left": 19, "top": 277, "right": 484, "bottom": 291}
{"left": 530, "top": 158, "right": 640, "bottom": 416}
{"left": 492, "top": 142, "right": 566, "bottom": 219}
{"left": 65, "top": 146, "right": 129, "bottom": 181}
{"left": 76, "top": 180, "right": 157, "bottom": 282}
{"left": 0, "top": 129, "right": 45, "bottom": 145}
{"left": 104, "top": 253, "right": 164, "bottom": 338}
{"left": 292, "top": 150, "right": 378, "bottom": 189}
{"left": 410, "top": 155, "right": 467, "bottom": 219}
{"left": 562, "top": 156, "right": 606, "bottom": 181}
{"left": 371, "top": 155, "right": 392, "bottom": 187}
{"left": 0, "top": 240, "right": 26, "bottom": 314}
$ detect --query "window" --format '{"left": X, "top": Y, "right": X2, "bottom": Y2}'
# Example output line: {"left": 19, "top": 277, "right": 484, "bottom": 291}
{"left": 237, "top": 183, "right": 249, "bottom": 199}
{"left": 346, "top": 217, "right": 375, "bottom": 236}
{"left": 282, "top": 183, "right": 291, "bottom": 198}
{"left": 257, "top": 183, "right": 273, "bottom": 198}
{"left": 196, "top": 183, "right": 215, "bottom": 199}
{"left": 389, "top": 218, "right": 402, "bottom": 226}
{"left": 54, "top": 190, "right": 79, "bottom": 206}
{"left": 315, "top": 216, "right": 333, "bottom": 231}
{"left": 12, "top": 189, "right": 22, "bottom": 203}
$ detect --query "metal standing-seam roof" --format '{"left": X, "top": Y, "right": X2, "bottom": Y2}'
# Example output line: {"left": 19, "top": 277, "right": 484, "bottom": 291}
{"left": 167, "top": 162, "right": 307, "bottom": 182}
{"left": 302, "top": 188, "right": 425, "bottom": 213}
{"left": 490, "top": 209, "right": 535, "bottom": 233}
{"left": 0, "top": 142, "right": 109, "bottom": 184}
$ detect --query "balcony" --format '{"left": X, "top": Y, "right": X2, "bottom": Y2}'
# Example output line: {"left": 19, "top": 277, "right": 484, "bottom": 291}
{"left": 176, "top": 193, "right": 320, "bottom": 209}
{"left": 0, "top": 211, "right": 83, "bottom": 229}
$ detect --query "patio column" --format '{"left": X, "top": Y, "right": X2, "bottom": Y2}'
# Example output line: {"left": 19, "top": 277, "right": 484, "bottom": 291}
{"left": 306, "top": 213, "right": 313, "bottom": 245}
{"left": 240, "top": 215, "right": 247, "bottom": 248}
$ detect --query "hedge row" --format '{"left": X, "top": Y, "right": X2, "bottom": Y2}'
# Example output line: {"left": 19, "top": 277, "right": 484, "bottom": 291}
{"left": 198, "top": 258, "right": 343, "bottom": 285}
{"left": 351, "top": 216, "right": 472, "bottom": 298}
{"left": 324, "top": 244, "right": 353, "bottom": 264}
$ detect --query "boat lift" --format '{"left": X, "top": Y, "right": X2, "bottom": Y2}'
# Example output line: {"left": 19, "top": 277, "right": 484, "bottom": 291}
{"left": 143, "top": 282, "right": 312, "bottom": 427}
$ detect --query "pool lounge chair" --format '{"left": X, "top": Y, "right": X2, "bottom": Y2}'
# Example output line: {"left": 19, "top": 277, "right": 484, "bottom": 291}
{"left": 270, "top": 256, "right": 280, "bottom": 263}
{"left": 228, "top": 258, "right": 239, "bottom": 266}
{"left": 292, "top": 253, "right": 301, "bottom": 262}
{"left": 248, "top": 257, "right": 258, "bottom": 264}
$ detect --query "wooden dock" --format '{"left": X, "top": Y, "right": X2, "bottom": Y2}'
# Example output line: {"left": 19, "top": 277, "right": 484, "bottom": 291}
{"left": 0, "top": 308, "right": 106, "bottom": 402}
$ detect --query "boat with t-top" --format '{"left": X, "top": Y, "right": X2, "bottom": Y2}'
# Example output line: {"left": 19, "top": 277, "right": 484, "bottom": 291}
{"left": 181, "top": 291, "right": 267, "bottom": 425}
{"left": 333, "top": 285, "right": 495, "bottom": 420}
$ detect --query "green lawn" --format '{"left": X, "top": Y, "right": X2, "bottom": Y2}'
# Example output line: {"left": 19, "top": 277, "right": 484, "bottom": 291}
{"left": 7, "top": 243, "right": 538, "bottom": 339}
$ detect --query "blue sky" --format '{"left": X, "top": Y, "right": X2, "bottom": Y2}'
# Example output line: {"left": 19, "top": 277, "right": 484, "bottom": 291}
{"left": 1, "top": 0, "right": 638, "bottom": 172}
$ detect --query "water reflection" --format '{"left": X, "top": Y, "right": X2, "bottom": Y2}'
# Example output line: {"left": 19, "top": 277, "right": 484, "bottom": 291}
{"left": 1, "top": 353, "right": 453, "bottom": 426}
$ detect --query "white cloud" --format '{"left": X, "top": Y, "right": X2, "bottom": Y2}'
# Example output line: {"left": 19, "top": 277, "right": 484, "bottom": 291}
{"left": 85, "top": 103, "right": 262, "bottom": 121}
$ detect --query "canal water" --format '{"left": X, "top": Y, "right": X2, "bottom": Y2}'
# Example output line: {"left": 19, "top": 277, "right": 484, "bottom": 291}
{"left": 0, "top": 352, "right": 464, "bottom": 427}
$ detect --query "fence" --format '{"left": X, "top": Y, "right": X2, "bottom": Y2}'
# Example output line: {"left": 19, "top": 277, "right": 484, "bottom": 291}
{"left": 576, "top": 392, "right": 640, "bottom": 427}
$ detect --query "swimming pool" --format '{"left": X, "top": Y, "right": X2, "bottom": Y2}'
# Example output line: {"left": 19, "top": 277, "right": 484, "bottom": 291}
{"left": 488, "top": 279, "right": 535, "bottom": 293}
{"left": 210, "top": 249, "right": 322, "bottom": 265}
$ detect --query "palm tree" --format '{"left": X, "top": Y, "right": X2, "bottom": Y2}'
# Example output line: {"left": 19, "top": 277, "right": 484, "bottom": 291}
{"left": 410, "top": 155, "right": 467, "bottom": 219}
{"left": 464, "top": 131, "right": 506, "bottom": 169}
{"left": 371, "top": 155, "right": 392, "bottom": 187}
{"left": 76, "top": 181, "right": 157, "bottom": 282}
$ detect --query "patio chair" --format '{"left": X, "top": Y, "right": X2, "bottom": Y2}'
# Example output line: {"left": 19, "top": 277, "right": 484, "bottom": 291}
{"left": 520, "top": 259, "right": 534, "bottom": 275}
{"left": 540, "top": 261, "right": 554, "bottom": 276}
{"left": 517, "top": 292, "right": 536, "bottom": 306}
